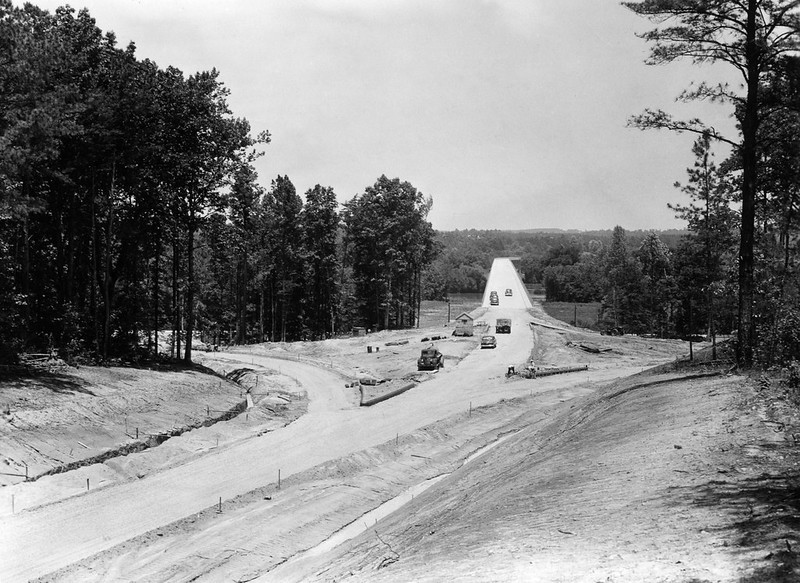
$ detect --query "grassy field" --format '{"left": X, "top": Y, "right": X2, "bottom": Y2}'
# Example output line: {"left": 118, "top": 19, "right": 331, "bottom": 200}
{"left": 418, "top": 293, "right": 482, "bottom": 329}
{"left": 541, "top": 301, "right": 602, "bottom": 330}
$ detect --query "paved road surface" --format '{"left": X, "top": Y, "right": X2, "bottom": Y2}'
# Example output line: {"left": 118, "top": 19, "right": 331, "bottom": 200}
{"left": 481, "top": 257, "right": 532, "bottom": 309}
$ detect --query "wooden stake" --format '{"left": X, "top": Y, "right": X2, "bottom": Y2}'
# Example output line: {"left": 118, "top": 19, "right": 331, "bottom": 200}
{"left": 218, "top": 497, "right": 222, "bottom": 513}
{"left": 469, "top": 401, "right": 472, "bottom": 417}
{"left": 86, "top": 478, "right": 90, "bottom": 491}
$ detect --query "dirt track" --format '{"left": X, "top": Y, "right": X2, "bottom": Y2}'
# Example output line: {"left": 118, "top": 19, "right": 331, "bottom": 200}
{"left": 2, "top": 290, "right": 798, "bottom": 581}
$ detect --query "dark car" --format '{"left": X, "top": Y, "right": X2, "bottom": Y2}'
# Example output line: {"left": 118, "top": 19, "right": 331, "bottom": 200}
{"left": 417, "top": 346, "right": 444, "bottom": 370}
{"left": 480, "top": 335, "right": 497, "bottom": 349}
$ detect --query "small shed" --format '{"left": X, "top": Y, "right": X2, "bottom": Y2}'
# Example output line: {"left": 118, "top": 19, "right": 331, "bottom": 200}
{"left": 453, "top": 312, "right": 474, "bottom": 337}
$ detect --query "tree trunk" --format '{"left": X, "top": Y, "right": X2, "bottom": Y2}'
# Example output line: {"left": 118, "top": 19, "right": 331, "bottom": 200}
{"left": 416, "top": 266, "right": 422, "bottom": 328}
{"left": 152, "top": 234, "right": 160, "bottom": 356}
{"left": 737, "top": 0, "right": 759, "bottom": 367}
{"left": 102, "top": 164, "right": 116, "bottom": 361}
{"left": 259, "top": 287, "right": 264, "bottom": 342}
{"left": 91, "top": 183, "right": 99, "bottom": 354}
{"left": 172, "top": 239, "right": 180, "bottom": 360}
{"left": 184, "top": 216, "right": 195, "bottom": 364}
{"left": 270, "top": 279, "right": 275, "bottom": 342}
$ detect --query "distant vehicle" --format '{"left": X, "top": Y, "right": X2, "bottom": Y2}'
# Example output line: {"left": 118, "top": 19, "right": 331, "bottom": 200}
{"left": 601, "top": 326, "right": 625, "bottom": 336}
{"left": 480, "top": 335, "right": 497, "bottom": 349}
{"left": 496, "top": 318, "right": 511, "bottom": 334}
{"left": 417, "top": 346, "right": 444, "bottom": 371}
{"left": 505, "top": 288, "right": 512, "bottom": 296}
{"left": 489, "top": 291, "right": 499, "bottom": 306}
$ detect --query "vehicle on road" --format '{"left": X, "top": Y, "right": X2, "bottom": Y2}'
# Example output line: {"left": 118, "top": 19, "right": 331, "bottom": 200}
{"left": 480, "top": 335, "right": 497, "bottom": 349}
{"left": 489, "top": 291, "right": 499, "bottom": 306}
{"left": 417, "top": 346, "right": 444, "bottom": 370}
{"left": 601, "top": 326, "right": 625, "bottom": 336}
{"left": 496, "top": 318, "right": 511, "bottom": 334}
{"left": 505, "top": 288, "right": 512, "bottom": 296}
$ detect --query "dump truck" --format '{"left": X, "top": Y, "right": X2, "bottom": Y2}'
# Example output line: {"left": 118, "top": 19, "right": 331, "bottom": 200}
{"left": 496, "top": 318, "right": 511, "bottom": 334}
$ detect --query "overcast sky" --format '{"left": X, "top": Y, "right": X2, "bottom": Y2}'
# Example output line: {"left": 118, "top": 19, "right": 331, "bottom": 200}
{"left": 22, "top": 0, "right": 739, "bottom": 232}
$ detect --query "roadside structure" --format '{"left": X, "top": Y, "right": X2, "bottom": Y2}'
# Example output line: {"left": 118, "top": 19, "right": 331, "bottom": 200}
{"left": 453, "top": 312, "right": 475, "bottom": 337}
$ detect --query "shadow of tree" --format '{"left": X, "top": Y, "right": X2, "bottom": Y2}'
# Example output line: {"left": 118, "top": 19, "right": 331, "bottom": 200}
{"left": 672, "top": 470, "right": 800, "bottom": 582}
{"left": 1, "top": 370, "right": 95, "bottom": 396}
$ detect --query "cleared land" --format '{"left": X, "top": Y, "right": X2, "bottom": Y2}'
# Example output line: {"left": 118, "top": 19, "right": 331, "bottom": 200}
{"left": 1, "top": 293, "right": 798, "bottom": 582}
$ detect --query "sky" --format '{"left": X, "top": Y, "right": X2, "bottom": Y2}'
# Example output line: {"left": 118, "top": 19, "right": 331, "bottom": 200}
{"left": 19, "top": 0, "right": 740, "bottom": 232}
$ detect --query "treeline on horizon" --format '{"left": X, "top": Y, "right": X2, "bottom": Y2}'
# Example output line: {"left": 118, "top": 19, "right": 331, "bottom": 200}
{"left": 429, "top": 226, "right": 733, "bottom": 338}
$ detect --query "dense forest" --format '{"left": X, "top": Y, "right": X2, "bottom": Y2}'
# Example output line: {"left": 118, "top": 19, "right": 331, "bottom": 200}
{"left": 0, "top": 3, "right": 437, "bottom": 364}
{"left": 2, "top": 1, "right": 800, "bottom": 370}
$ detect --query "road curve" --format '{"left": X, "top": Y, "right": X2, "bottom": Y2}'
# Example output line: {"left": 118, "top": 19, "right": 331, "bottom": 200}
{"left": 0, "top": 357, "right": 347, "bottom": 582}
{"left": 0, "top": 327, "right": 533, "bottom": 583}
{"left": 0, "top": 307, "right": 638, "bottom": 581}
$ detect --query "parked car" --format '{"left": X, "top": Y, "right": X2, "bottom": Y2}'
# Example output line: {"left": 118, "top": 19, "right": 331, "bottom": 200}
{"left": 480, "top": 335, "right": 497, "bottom": 349}
{"left": 489, "top": 291, "right": 499, "bottom": 306}
{"left": 505, "top": 288, "right": 513, "bottom": 296}
{"left": 417, "top": 346, "right": 444, "bottom": 370}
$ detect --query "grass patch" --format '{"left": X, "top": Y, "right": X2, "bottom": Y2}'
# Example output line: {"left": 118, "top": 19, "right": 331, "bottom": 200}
{"left": 419, "top": 294, "right": 482, "bottom": 328}
{"left": 542, "top": 301, "right": 601, "bottom": 329}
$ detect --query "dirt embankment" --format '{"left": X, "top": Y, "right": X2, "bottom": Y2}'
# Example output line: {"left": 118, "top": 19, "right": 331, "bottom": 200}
{"left": 0, "top": 360, "right": 305, "bottom": 489}
{"left": 298, "top": 369, "right": 800, "bottom": 583}
{"left": 7, "top": 299, "right": 796, "bottom": 583}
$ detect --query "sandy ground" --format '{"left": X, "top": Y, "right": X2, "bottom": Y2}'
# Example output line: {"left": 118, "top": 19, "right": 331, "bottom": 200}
{"left": 2, "top": 293, "right": 798, "bottom": 582}
{"left": 295, "top": 371, "right": 799, "bottom": 583}
{"left": 0, "top": 364, "right": 248, "bottom": 486}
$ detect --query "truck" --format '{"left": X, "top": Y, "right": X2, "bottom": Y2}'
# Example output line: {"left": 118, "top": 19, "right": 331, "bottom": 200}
{"left": 417, "top": 346, "right": 444, "bottom": 371}
{"left": 496, "top": 318, "right": 511, "bottom": 334}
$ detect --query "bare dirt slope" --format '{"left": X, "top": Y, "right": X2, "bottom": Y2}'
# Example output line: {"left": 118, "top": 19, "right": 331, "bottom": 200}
{"left": 5, "top": 295, "right": 794, "bottom": 583}
{"left": 290, "top": 369, "right": 800, "bottom": 583}
{"left": 0, "top": 364, "right": 247, "bottom": 486}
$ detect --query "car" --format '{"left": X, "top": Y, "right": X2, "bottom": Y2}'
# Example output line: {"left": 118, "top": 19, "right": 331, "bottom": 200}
{"left": 505, "top": 288, "right": 512, "bottom": 296}
{"left": 480, "top": 335, "right": 497, "bottom": 349}
{"left": 489, "top": 291, "right": 499, "bottom": 306}
{"left": 417, "top": 346, "right": 444, "bottom": 370}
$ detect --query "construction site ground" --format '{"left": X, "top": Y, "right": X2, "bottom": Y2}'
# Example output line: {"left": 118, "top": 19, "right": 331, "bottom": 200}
{"left": 1, "top": 298, "right": 799, "bottom": 582}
